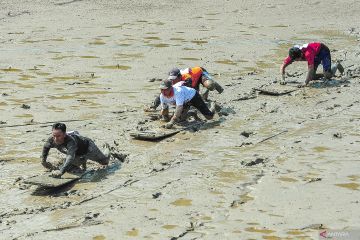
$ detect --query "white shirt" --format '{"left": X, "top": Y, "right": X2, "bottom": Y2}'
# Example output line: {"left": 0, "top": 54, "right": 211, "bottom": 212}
{"left": 160, "top": 85, "right": 196, "bottom": 109}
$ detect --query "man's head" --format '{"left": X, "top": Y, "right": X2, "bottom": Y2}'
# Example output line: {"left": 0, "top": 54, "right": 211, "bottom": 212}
{"left": 289, "top": 47, "right": 302, "bottom": 61}
{"left": 167, "top": 67, "right": 181, "bottom": 84}
{"left": 159, "top": 79, "right": 173, "bottom": 96}
{"left": 52, "top": 122, "right": 66, "bottom": 145}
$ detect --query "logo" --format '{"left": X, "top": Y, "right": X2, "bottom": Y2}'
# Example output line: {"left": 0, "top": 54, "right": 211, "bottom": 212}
{"left": 319, "top": 230, "right": 327, "bottom": 238}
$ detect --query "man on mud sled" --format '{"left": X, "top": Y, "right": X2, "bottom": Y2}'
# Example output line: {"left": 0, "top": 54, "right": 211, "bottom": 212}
{"left": 146, "top": 66, "right": 224, "bottom": 111}
{"left": 40, "top": 123, "right": 110, "bottom": 178}
{"left": 159, "top": 79, "right": 216, "bottom": 129}
{"left": 280, "top": 42, "right": 344, "bottom": 87}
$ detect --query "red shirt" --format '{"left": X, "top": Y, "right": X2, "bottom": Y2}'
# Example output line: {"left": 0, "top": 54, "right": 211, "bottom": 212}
{"left": 283, "top": 42, "right": 322, "bottom": 67}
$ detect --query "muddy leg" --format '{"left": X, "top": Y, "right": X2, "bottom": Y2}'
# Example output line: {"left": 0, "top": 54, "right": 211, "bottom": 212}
{"left": 83, "top": 140, "right": 110, "bottom": 166}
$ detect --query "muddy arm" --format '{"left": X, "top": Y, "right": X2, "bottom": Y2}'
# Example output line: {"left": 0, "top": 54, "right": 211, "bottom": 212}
{"left": 305, "top": 65, "right": 315, "bottom": 85}
{"left": 59, "top": 142, "right": 77, "bottom": 174}
{"left": 170, "top": 105, "right": 183, "bottom": 124}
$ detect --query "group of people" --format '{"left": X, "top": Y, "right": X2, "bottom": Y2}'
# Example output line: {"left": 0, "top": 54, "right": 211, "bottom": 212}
{"left": 41, "top": 42, "right": 344, "bottom": 178}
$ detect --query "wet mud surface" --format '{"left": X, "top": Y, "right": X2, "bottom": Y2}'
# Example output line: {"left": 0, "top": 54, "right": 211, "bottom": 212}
{"left": 1, "top": 0, "right": 360, "bottom": 239}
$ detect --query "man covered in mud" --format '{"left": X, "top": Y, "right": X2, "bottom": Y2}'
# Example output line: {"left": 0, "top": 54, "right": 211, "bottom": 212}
{"left": 280, "top": 42, "right": 344, "bottom": 87}
{"left": 41, "top": 123, "right": 110, "bottom": 178}
{"left": 159, "top": 79, "right": 215, "bottom": 129}
{"left": 146, "top": 66, "right": 224, "bottom": 111}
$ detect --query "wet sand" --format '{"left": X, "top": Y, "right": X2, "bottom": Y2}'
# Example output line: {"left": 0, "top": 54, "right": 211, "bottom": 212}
{"left": 1, "top": 0, "right": 360, "bottom": 239}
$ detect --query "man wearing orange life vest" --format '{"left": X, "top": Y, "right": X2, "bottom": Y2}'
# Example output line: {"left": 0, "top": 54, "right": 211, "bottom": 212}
{"left": 146, "top": 66, "right": 223, "bottom": 111}
{"left": 168, "top": 66, "right": 224, "bottom": 98}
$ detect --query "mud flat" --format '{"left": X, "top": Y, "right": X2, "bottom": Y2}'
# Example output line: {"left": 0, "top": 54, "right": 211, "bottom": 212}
{"left": 1, "top": 0, "right": 360, "bottom": 239}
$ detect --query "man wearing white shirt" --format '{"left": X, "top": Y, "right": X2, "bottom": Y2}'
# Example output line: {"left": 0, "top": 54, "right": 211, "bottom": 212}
{"left": 159, "top": 79, "right": 215, "bottom": 129}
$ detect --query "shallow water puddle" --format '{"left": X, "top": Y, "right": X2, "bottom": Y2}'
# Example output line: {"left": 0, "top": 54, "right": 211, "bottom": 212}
{"left": 15, "top": 113, "right": 33, "bottom": 118}
{"left": 51, "top": 55, "right": 75, "bottom": 60}
{"left": 93, "top": 235, "right": 106, "bottom": 240}
{"left": 180, "top": 57, "right": 201, "bottom": 61}
{"left": 89, "top": 39, "right": 106, "bottom": 45}
{"left": 146, "top": 43, "right": 170, "bottom": 48}
{"left": 48, "top": 94, "right": 77, "bottom": 100}
{"left": 46, "top": 76, "right": 79, "bottom": 82}
{"left": 47, "top": 105, "right": 65, "bottom": 112}
{"left": 191, "top": 40, "right": 208, "bottom": 45}
{"left": 96, "top": 65, "right": 131, "bottom": 70}
{"left": 262, "top": 236, "right": 282, "bottom": 240}
{"left": 114, "top": 53, "right": 144, "bottom": 59}
{"left": 270, "top": 24, "right": 289, "bottom": 28}
{"left": 162, "top": 225, "right": 178, "bottom": 230}
{"left": 106, "top": 25, "right": 124, "bottom": 29}
{"left": 74, "top": 90, "right": 110, "bottom": 95}
{"left": 126, "top": 228, "right": 139, "bottom": 237}
{"left": 171, "top": 198, "right": 192, "bottom": 206}
{"left": 14, "top": 83, "right": 35, "bottom": 88}
{"left": 348, "top": 175, "right": 360, "bottom": 181}
{"left": 278, "top": 177, "right": 298, "bottom": 182}
{"left": 144, "top": 36, "right": 161, "bottom": 40}
{"left": 335, "top": 183, "right": 359, "bottom": 190}
{"left": 217, "top": 170, "right": 246, "bottom": 183}
{"left": 287, "top": 230, "right": 306, "bottom": 235}
{"left": 215, "top": 59, "right": 238, "bottom": 65}
{"left": 245, "top": 227, "right": 275, "bottom": 234}
{"left": 312, "top": 146, "right": 330, "bottom": 153}
{"left": 182, "top": 47, "right": 197, "bottom": 51}
{"left": 79, "top": 55, "right": 99, "bottom": 59}
{"left": 240, "top": 193, "right": 254, "bottom": 203}
{"left": 201, "top": 216, "right": 212, "bottom": 221}
{"left": 34, "top": 71, "right": 51, "bottom": 76}
{"left": 18, "top": 74, "right": 36, "bottom": 80}
{"left": 1, "top": 67, "right": 22, "bottom": 72}
{"left": 117, "top": 42, "right": 132, "bottom": 47}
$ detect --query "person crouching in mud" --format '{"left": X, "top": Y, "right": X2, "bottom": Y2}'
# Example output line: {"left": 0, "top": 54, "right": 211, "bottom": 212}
{"left": 280, "top": 42, "right": 344, "bottom": 87}
{"left": 41, "top": 123, "right": 110, "bottom": 178}
{"left": 146, "top": 66, "right": 224, "bottom": 111}
{"left": 159, "top": 79, "right": 215, "bottom": 129}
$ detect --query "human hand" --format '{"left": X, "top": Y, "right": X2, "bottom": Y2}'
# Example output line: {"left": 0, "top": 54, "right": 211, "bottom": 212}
{"left": 163, "top": 122, "right": 174, "bottom": 129}
{"left": 41, "top": 161, "right": 52, "bottom": 169}
{"left": 51, "top": 170, "right": 63, "bottom": 178}
{"left": 280, "top": 74, "right": 286, "bottom": 85}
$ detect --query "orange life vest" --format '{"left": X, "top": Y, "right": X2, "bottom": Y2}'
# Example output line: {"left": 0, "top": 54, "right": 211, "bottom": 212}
{"left": 181, "top": 66, "right": 203, "bottom": 89}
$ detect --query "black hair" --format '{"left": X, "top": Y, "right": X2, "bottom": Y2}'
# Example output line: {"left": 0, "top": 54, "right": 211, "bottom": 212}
{"left": 289, "top": 47, "right": 302, "bottom": 60}
{"left": 52, "top": 122, "right": 66, "bottom": 133}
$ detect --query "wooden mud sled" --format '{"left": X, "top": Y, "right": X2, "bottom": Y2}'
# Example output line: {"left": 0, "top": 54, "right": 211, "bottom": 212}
{"left": 130, "top": 121, "right": 203, "bottom": 141}
{"left": 24, "top": 172, "right": 83, "bottom": 188}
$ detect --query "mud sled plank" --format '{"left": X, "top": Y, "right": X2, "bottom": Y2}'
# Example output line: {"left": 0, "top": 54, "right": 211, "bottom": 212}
{"left": 24, "top": 173, "right": 81, "bottom": 188}
{"left": 130, "top": 122, "right": 203, "bottom": 141}
{"left": 253, "top": 86, "right": 297, "bottom": 96}
{"left": 130, "top": 129, "right": 182, "bottom": 141}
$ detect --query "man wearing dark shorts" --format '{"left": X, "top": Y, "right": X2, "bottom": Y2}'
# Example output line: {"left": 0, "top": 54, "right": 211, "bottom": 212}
{"left": 41, "top": 123, "right": 110, "bottom": 178}
{"left": 159, "top": 79, "right": 215, "bottom": 129}
{"left": 280, "top": 42, "right": 344, "bottom": 86}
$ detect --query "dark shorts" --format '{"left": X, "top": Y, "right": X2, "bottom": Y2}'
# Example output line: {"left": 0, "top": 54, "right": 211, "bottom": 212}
{"left": 314, "top": 44, "right": 331, "bottom": 72}
{"left": 188, "top": 92, "right": 214, "bottom": 117}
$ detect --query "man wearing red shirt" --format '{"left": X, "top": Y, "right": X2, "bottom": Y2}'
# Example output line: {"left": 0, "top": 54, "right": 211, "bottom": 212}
{"left": 280, "top": 42, "right": 344, "bottom": 86}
